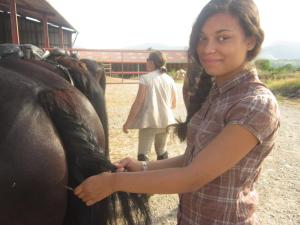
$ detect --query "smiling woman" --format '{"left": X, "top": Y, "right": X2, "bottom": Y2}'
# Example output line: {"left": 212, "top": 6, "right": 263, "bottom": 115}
{"left": 74, "top": 1, "right": 280, "bottom": 225}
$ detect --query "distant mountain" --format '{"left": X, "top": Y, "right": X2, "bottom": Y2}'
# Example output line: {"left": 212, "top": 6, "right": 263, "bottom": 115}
{"left": 124, "top": 43, "right": 187, "bottom": 50}
{"left": 258, "top": 41, "right": 300, "bottom": 60}
{"left": 269, "top": 59, "right": 300, "bottom": 69}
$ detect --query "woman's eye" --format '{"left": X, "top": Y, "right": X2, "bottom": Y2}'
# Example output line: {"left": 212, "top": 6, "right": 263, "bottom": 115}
{"left": 198, "top": 36, "right": 207, "bottom": 42}
{"left": 218, "top": 36, "right": 229, "bottom": 42}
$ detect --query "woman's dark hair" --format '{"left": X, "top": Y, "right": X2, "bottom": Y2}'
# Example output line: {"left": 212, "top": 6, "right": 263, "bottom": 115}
{"left": 175, "top": 0, "right": 264, "bottom": 141}
{"left": 189, "top": 0, "right": 264, "bottom": 63}
{"left": 174, "top": 59, "right": 212, "bottom": 141}
{"left": 148, "top": 51, "right": 167, "bottom": 73}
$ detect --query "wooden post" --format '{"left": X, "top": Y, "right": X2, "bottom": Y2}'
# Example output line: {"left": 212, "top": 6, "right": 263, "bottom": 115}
{"left": 43, "top": 16, "right": 50, "bottom": 48}
{"left": 10, "top": 0, "right": 19, "bottom": 44}
{"left": 121, "top": 52, "right": 124, "bottom": 83}
{"left": 59, "top": 27, "right": 64, "bottom": 48}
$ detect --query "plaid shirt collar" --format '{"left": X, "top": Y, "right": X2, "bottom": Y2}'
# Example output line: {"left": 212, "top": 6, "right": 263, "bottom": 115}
{"left": 210, "top": 66, "right": 258, "bottom": 96}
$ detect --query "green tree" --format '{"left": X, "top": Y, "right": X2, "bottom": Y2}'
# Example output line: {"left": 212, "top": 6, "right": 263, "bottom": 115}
{"left": 255, "top": 59, "right": 271, "bottom": 71}
{"left": 281, "top": 64, "right": 294, "bottom": 72}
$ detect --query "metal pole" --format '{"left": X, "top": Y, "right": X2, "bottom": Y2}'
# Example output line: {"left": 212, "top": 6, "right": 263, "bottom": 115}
{"left": 59, "top": 27, "right": 64, "bottom": 48}
{"left": 43, "top": 16, "right": 50, "bottom": 48}
{"left": 9, "top": 0, "right": 19, "bottom": 44}
{"left": 72, "top": 31, "right": 78, "bottom": 47}
{"left": 121, "top": 52, "right": 124, "bottom": 83}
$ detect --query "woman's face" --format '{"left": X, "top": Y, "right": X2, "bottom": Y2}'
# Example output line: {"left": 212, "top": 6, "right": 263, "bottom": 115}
{"left": 196, "top": 13, "right": 255, "bottom": 85}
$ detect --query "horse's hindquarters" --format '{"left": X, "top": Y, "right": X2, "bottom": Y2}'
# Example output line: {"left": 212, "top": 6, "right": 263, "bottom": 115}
{"left": 0, "top": 104, "right": 68, "bottom": 225}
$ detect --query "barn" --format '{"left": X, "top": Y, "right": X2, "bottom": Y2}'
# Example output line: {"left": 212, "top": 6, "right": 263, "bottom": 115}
{"left": 0, "top": 0, "right": 76, "bottom": 48}
{"left": 75, "top": 48, "right": 188, "bottom": 79}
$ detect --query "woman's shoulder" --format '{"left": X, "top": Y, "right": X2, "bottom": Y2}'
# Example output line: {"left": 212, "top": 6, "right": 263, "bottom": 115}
{"left": 245, "top": 77, "right": 277, "bottom": 106}
{"left": 232, "top": 68, "right": 276, "bottom": 104}
{"left": 162, "top": 73, "right": 175, "bottom": 82}
{"left": 234, "top": 81, "right": 278, "bottom": 116}
{"left": 224, "top": 69, "right": 280, "bottom": 122}
{"left": 140, "top": 71, "right": 156, "bottom": 83}
{"left": 225, "top": 84, "right": 280, "bottom": 143}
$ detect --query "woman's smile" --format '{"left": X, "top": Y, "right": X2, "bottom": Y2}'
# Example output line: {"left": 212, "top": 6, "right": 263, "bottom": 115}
{"left": 201, "top": 58, "right": 223, "bottom": 66}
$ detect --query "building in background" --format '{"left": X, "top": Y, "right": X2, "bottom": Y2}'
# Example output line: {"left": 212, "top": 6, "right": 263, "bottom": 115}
{"left": 0, "top": 0, "right": 76, "bottom": 48}
{"left": 0, "top": 0, "right": 187, "bottom": 80}
{"left": 76, "top": 49, "right": 188, "bottom": 79}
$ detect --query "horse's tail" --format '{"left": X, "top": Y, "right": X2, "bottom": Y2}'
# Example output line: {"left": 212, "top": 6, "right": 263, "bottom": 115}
{"left": 37, "top": 89, "right": 151, "bottom": 225}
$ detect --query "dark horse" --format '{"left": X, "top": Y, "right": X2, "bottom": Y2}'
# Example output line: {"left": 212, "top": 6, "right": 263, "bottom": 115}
{"left": 0, "top": 54, "right": 151, "bottom": 225}
{"left": 14, "top": 45, "right": 109, "bottom": 156}
{"left": 26, "top": 53, "right": 110, "bottom": 157}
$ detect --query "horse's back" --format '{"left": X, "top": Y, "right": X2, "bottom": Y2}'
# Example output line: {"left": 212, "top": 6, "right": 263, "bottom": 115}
{"left": 0, "top": 58, "right": 106, "bottom": 149}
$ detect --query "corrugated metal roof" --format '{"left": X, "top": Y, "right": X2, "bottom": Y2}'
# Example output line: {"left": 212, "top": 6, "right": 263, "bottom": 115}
{"left": 0, "top": 0, "right": 76, "bottom": 31}
{"left": 75, "top": 49, "right": 188, "bottom": 63}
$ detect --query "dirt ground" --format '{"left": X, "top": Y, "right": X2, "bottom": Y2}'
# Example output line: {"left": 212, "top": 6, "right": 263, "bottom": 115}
{"left": 105, "top": 83, "right": 300, "bottom": 225}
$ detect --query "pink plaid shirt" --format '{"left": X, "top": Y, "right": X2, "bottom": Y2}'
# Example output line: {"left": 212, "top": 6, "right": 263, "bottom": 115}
{"left": 178, "top": 68, "right": 280, "bottom": 225}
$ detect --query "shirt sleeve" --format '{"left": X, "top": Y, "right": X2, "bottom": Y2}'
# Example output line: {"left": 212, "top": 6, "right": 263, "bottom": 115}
{"left": 139, "top": 75, "right": 146, "bottom": 85}
{"left": 225, "top": 95, "right": 280, "bottom": 143}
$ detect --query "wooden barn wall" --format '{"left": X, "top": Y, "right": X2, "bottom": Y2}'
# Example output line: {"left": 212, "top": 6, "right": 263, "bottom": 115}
{"left": 18, "top": 17, "right": 44, "bottom": 47}
{"left": 63, "top": 30, "right": 72, "bottom": 48}
{"left": 0, "top": 11, "right": 73, "bottom": 48}
{"left": 0, "top": 12, "right": 12, "bottom": 43}
{"left": 48, "top": 26, "right": 72, "bottom": 48}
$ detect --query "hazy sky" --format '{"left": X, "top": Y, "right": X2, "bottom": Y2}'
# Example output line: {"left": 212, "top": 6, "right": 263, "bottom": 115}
{"left": 46, "top": 0, "right": 299, "bottom": 49}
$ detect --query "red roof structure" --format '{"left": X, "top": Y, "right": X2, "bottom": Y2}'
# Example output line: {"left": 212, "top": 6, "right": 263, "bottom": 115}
{"left": 74, "top": 49, "right": 188, "bottom": 64}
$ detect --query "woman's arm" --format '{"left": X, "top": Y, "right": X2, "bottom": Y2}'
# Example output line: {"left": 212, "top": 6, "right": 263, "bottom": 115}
{"left": 75, "top": 124, "right": 258, "bottom": 205}
{"left": 123, "top": 84, "right": 146, "bottom": 132}
{"left": 116, "top": 154, "right": 185, "bottom": 172}
{"left": 116, "top": 124, "right": 259, "bottom": 193}
{"left": 171, "top": 87, "right": 177, "bottom": 109}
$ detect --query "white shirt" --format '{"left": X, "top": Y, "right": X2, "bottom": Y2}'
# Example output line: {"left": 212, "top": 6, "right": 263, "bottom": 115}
{"left": 129, "top": 69, "right": 177, "bottom": 129}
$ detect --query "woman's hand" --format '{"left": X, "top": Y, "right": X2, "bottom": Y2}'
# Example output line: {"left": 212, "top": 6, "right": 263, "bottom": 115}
{"left": 74, "top": 172, "right": 115, "bottom": 206}
{"left": 122, "top": 122, "right": 129, "bottom": 133}
{"left": 114, "top": 157, "right": 143, "bottom": 172}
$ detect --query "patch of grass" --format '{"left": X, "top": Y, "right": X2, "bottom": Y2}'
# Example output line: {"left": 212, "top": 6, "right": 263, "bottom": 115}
{"left": 265, "top": 77, "right": 300, "bottom": 99}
